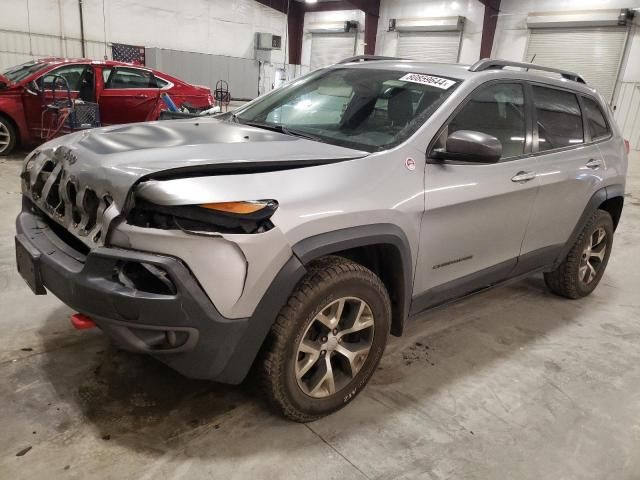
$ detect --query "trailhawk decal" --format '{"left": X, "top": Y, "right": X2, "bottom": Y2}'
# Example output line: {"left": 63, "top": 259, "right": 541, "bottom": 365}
{"left": 400, "top": 73, "right": 456, "bottom": 90}
{"left": 433, "top": 255, "right": 473, "bottom": 270}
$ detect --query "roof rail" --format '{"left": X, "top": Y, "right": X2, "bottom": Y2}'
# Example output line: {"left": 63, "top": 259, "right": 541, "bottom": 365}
{"left": 338, "top": 55, "right": 405, "bottom": 64}
{"left": 469, "top": 59, "right": 586, "bottom": 84}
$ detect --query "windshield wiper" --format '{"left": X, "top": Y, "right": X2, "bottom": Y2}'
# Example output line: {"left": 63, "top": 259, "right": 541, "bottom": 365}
{"left": 240, "top": 120, "right": 325, "bottom": 143}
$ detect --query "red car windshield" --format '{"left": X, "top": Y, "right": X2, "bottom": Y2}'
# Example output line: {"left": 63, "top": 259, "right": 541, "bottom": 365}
{"left": 2, "top": 61, "right": 47, "bottom": 83}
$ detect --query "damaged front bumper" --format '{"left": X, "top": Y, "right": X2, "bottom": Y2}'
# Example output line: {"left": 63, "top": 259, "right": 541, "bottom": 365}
{"left": 15, "top": 198, "right": 305, "bottom": 383}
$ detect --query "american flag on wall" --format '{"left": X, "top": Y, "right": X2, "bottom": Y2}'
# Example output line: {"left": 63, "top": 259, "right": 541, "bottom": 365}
{"left": 111, "top": 43, "right": 146, "bottom": 65}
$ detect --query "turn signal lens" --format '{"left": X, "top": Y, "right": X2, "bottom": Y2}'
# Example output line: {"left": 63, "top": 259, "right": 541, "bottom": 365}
{"left": 199, "top": 201, "right": 270, "bottom": 215}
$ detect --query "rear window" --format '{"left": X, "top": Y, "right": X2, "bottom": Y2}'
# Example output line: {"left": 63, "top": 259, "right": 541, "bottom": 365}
{"left": 532, "top": 85, "right": 584, "bottom": 151}
{"left": 582, "top": 97, "right": 611, "bottom": 140}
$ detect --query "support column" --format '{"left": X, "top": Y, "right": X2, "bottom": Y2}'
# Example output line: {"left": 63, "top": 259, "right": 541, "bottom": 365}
{"left": 363, "top": 0, "right": 380, "bottom": 55}
{"left": 479, "top": 0, "right": 501, "bottom": 59}
{"left": 287, "top": 1, "right": 304, "bottom": 65}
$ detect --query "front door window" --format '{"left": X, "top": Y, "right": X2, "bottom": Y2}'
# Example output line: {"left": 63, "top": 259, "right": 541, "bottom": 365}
{"left": 440, "top": 82, "right": 526, "bottom": 159}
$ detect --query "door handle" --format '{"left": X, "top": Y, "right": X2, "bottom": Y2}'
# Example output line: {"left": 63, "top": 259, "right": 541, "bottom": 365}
{"left": 511, "top": 171, "right": 536, "bottom": 183}
{"left": 135, "top": 94, "right": 148, "bottom": 99}
{"left": 585, "top": 158, "right": 602, "bottom": 170}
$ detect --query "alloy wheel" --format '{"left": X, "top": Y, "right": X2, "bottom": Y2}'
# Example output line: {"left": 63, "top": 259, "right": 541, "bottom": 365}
{"left": 0, "top": 122, "right": 10, "bottom": 154}
{"left": 579, "top": 227, "right": 607, "bottom": 284}
{"left": 295, "top": 297, "right": 375, "bottom": 399}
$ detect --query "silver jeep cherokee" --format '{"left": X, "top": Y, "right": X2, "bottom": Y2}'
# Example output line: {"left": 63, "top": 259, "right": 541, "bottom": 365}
{"left": 15, "top": 57, "right": 628, "bottom": 421}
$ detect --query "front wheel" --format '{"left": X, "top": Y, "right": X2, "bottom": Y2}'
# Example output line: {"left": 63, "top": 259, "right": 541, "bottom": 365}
{"left": 0, "top": 116, "right": 17, "bottom": 156}
{"left": 544, "top": 209, "right": 614, "bottom": 299}
{"left": 261, "top": 256, "right": 391, "bottom": 422}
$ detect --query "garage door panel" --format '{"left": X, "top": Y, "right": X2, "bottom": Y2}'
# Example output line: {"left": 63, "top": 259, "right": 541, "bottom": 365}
{"left": 310, "top": 33, "right": 356, "bottom": 71}
{"left": 397, "top": 31, "right": 461, "bottom": 63}
{"left": 525, "top": 27, "right": 627, "bottom": 102}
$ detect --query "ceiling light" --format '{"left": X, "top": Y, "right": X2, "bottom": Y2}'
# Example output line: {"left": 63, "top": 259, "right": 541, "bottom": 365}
{"left": 305, "top": 0, "right": 318, "bottom": 3}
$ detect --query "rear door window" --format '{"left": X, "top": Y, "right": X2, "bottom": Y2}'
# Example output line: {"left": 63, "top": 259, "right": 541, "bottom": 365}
{"left": 532, "top": 86, "right": 583, "bottom": 151}
{"left": 105, "top": 67, "right": 160, "bottom": 89}
{"left": 582, "top": 97, "right": 611, "bottom": 140}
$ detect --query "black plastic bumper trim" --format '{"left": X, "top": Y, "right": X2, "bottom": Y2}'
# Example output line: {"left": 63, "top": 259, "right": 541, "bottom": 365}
{"left": 16, "top": 205, "right": 306, "bottom": 384}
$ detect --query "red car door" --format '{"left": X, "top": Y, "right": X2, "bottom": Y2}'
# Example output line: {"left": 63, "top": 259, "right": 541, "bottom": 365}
{"left": 22, "top": 64, "right": 89, "bottom": 139}
{"left": 99, "top": 67, "right": 162, "bottom": 125}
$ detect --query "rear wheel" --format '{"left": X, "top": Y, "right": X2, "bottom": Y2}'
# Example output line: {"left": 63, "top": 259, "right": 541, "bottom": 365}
{"left": 544, "top": 209, "right": 614, "bottom": 298}
{"left": 261, "top": 256, "right": 391, "bottom": 422}
{"left": 0, "top": 116, "right": 17, "bottom": 156}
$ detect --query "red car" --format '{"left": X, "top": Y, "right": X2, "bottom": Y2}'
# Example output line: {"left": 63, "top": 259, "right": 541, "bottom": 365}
{"left": 0, "top": 58, "right": 214, "bottom": 155}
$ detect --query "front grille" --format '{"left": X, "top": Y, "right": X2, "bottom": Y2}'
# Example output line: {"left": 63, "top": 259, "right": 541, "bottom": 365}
{"left": 28, "top": 201, "right": 91, "bottom": 257}
{"left": 22, "top": 147, "right": 115, "bottom": 246}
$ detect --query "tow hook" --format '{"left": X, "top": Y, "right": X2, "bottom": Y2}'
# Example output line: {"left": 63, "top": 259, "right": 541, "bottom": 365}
{"left": 70, "top": 313, "right": 96, "bottom": 330}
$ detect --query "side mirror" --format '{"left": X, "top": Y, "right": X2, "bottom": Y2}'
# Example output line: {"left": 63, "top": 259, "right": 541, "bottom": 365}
{"left": 25, "top": 80, "right": 41, "bottom": 96}
{"left": 432, "top": 130, "right": 502, "bottom": 163}
{"left": 0, "top": 81, "right": 7, "bottom": 90}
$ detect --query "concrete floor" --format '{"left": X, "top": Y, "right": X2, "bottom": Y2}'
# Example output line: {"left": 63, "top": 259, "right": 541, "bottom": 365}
{"left": 1, "top": 149, "right": 639, "bottom": 480}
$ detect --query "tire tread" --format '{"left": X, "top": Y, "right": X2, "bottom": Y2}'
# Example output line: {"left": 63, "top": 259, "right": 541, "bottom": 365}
{"left": 261, "top": 255, "right": 390, "bottom": 422}
{"left": 544, "top": 209, "right": 613, "bottom": 299}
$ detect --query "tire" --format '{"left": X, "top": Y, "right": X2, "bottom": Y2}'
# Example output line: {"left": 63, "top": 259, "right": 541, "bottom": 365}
{"left": 544, "top": 209, "right": 614, "bottom": 299}
{"left": 0, "top": 115, "right": 17, "bottom": 156}
{"left": 261, "top": 255, "right": 391, "bottom": 422}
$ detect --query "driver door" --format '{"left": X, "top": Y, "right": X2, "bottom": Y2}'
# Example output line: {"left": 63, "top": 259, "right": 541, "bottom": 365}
{"left": 413, "top": 81, "right": 539, "bottom": 311}
{"left": 22, "top": 64, "right": 89, "bottom": 138}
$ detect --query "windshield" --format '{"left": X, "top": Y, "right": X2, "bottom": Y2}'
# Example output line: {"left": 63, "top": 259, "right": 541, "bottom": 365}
{"left": 235, "top": 67, "right": 459, "bottom": 152}
{"left": 1, "top": 61, "right": 47, "bottom": 83}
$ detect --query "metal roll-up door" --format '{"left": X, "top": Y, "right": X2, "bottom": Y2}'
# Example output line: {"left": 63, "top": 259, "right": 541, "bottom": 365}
{"left": 310, "top": 33, "right": 356, "bottom": 70}
{"left": 397, "top": 31, "right": 461, "bottom": 63}
{"left": 525, "top": 26, "right": 627, "bottom": 102}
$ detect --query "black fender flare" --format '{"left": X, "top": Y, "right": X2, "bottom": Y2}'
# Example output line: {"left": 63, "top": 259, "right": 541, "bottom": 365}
{"left": 554, "top": 184, "right": 625, "bottom": 266}
{"left": 217, "top": 224, "right": 414, "bottom": 382}
{"left": 292, "top": 223, "right": 414, "bottom": 336}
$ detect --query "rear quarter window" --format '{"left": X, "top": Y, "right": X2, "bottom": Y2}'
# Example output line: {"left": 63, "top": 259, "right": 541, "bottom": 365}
{"left": 582, "top": 97, "right": 611, "bottom": 140}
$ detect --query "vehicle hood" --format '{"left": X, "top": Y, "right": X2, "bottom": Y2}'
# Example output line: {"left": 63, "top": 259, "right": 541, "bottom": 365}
{"left": 26, "top": 117, "right": 368, "bottom": 210}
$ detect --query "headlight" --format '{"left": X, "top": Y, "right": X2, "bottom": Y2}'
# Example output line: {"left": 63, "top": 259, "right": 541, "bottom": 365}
{"left": 127, "top": 200, "right": 278, "bottom": 234}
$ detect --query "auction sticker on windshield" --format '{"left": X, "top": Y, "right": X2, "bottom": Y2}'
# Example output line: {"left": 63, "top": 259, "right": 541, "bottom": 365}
{"left": 399, "top": 73, "right": 456, "bottom": 90}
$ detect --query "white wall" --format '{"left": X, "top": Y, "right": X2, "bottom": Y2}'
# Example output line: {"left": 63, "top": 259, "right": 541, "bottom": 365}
{"left": 300, "top": 9, "right": 366, "bottom": 69}
{"left": 614, "top": 18, "right": 640, "bottom": 149}
{"left": 492, "top": 0, "right": 640, "bottom": 63}
{"left": 620, "top": 19, "right": 640, "bottom": 83}
{"left": 376, "top": 0, "right": 485, "bottom": 64}
{"left": 0, "top": 0, "right": 289, "bottom": 93}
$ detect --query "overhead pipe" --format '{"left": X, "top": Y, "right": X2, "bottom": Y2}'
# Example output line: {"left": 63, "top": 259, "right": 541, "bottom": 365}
{"left": 58, "top": 0, "right": 67, "bottom": 57}
{"left": 78, "top": 0, "right": 86, "bottom": 58}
